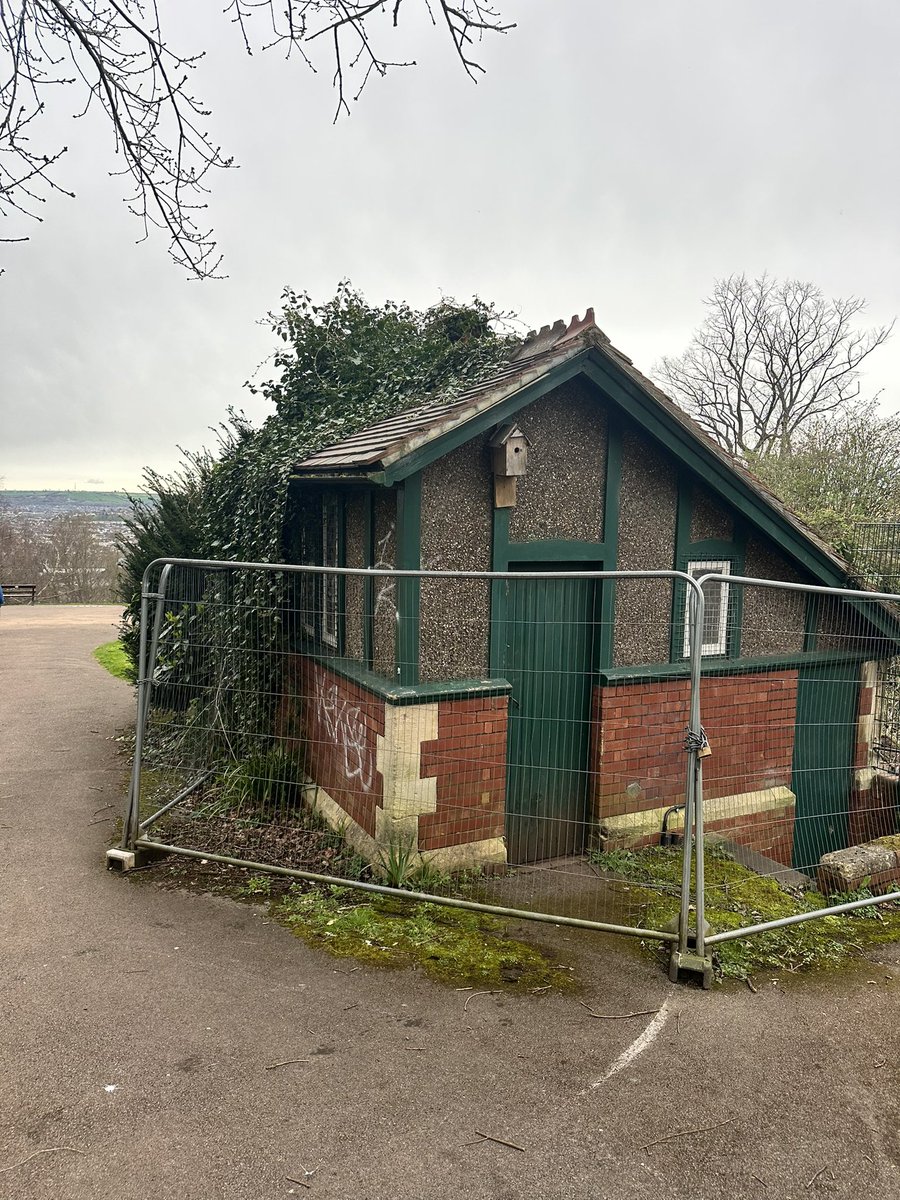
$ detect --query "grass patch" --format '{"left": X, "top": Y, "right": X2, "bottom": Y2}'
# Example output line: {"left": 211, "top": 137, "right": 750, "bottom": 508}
{"left": 93, "top": 641, "right": 136, "bottom": 683}
{"left": 591, "top": 844, "right": 900, "bottom": 983}
{"left": 266, "top": 883, "right": 575, "bottom": 991}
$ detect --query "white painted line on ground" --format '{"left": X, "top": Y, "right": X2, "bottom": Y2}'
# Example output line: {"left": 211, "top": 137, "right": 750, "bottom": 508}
{"left": 589, "top": 997, "right": 672, "bottom": 1088}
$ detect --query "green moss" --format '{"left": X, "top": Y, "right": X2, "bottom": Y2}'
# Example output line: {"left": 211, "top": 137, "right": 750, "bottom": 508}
{"left": 93, "top": 641, "right": 136, "bottom": 683}
{"left": 137, "top": 767, "right": 188, "bottom": 817}
{"left": 592, "top": 845, "right": 900, "bottom": 983}
{"left": 271, "top": 885, "right": 575, "bottom": 991}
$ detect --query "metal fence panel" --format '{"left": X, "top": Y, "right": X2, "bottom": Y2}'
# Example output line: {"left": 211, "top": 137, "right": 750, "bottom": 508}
{"left": 121, "top": 559, "right": 707, "bottom": 955}
{"left": 120, "top": 560, "right": 900, "bottom": 980}
{"left": 691, "top": 574, "right": 900, "bottom": 953}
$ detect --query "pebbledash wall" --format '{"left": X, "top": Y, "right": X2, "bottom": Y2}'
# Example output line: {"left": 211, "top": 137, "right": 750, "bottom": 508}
{"left": 278, "top": 656, "right": 509, "bottom": 872}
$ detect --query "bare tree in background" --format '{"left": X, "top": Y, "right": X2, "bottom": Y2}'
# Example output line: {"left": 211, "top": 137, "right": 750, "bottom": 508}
{"left": 0, "top": 505, "right": 45, "bottom": 584}
{"left": 656, "top": 275, "right": 893, "bottom": 458}
{"left": 42, "top": 511, "right": 119, "bottom": 600}
{"left": 748, "top": 402, "right": 900, "bottom": 552}
{"left": 0, "top": 1, "right": 512, "bottom": 276}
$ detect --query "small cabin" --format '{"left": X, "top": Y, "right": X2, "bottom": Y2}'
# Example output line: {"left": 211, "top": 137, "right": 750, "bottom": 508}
{"left": 277, "top": 312, "right": 900, "bottom": 875}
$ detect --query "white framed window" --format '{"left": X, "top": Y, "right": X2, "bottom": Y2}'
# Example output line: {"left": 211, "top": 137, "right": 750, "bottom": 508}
{"left": 683, "top": 560, "right": 731, "bottom": 657}
{"left": 321, "top": 496, "right": 340, "bottom": 648}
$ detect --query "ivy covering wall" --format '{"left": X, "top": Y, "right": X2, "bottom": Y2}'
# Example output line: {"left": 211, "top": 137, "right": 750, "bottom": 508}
{"left": 119, "top": 283, "right": 516, "bottom": 748}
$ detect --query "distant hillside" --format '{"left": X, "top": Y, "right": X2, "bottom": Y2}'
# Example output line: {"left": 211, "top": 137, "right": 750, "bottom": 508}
{"left": 1, "top": 490, "right": 144, "bottom": 511}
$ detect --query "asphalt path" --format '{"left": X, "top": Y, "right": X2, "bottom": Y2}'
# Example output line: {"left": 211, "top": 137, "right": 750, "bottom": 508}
{"left": 1, "top": 605, "right": 898, "bottom": 1199}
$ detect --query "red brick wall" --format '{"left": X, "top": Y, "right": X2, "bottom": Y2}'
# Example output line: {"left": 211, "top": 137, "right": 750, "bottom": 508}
{"left": 593, "top": 670, "right": 799, "bottom": 816}
{"left": 849, "top": 775, "right": 898, "bottom": 844}
{"left": 278, "top": 656, "right": 509, "bottom": 853}
{"left": 610, "top": 809, "right": 796, "bottom": 866}
{"left": 278, "top": 656, "right": 385, "bottom": 837}
{"left": 700, "top": 670, "right": 798, "bottom": 800}
{"left": 705, "top": 810, "right": 796, "bottom": 866}
{"left": 418, "top": 695, "right": 508, "bottom": 851}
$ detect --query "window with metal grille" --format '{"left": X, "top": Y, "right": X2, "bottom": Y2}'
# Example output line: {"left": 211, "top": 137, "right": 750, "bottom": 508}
{"left": 683, "top": 559, "right": 731, "bottom": 657}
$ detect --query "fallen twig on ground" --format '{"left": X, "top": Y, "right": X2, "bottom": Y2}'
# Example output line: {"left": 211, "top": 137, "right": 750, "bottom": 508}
{"left": 465, "top": 1130, "right": 527, "bottom": 1152}
{"left": 464, "top": 990, "right": 498, "bottom": 1012}
{"left": 264, "top": 1058, "right": 309, "bottom": 1070}
{"left": 579, "top": 1002, "right": 661, "bottom": 1020}
{"left": 0, "top": 1147, "right": 87, "bottom": 1174}
{"left": 640, "top": 1117, "right": 736, "bottom": 1152}
{"left": 287, "top": 1162, "right": 319, "bottom": 1188}
{"left": 806, "top": 1166, "right": 832, "bottom": 1188}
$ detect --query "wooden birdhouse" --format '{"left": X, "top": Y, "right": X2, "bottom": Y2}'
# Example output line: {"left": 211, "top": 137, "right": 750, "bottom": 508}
{"left": 490, "top": 423, "right": 530, "bottom": 507}
{"left": 490, "top": 423, "right": 529, "bottom": 477}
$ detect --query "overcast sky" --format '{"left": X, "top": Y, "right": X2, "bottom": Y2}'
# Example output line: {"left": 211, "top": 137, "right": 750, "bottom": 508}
{"left": 2, "top": 0, "right": 898, "bottom": 490}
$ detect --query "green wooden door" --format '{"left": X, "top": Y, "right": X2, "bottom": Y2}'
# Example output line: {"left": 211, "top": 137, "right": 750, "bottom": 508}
{"left": 791, "top": 659, "right": 860, "bottom": 871}
{"left": 503, "top": 567, "right": 598, "bottom": 864}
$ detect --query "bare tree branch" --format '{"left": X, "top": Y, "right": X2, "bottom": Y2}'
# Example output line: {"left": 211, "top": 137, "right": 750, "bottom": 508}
{"left": 1, "top": 0, "right": 514, "bottom": 276}
{"left": 655, "top": 274, "right": 894, "bottom": 458}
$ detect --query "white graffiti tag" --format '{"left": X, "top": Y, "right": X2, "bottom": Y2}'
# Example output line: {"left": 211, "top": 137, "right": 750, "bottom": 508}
{"left": 373, "top": 521, "right": 396, "bottom": 618}
{"left": 314, "top": 674, "right": 375, "bottom": 792}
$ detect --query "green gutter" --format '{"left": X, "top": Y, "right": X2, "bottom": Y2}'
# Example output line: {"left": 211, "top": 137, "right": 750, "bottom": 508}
{"left": 302, "top": 649, "right": 511, "bottom": 706}
{"left": 599, "top": 647, "right": 874, "bottom": 687}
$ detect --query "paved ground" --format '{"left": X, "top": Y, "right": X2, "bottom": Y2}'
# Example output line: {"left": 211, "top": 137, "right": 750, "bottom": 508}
{"left": 1, "top": 605, "right": 899, "bottom": 1200}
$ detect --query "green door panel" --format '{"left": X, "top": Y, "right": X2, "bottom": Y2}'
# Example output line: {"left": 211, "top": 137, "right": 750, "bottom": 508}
{"left": 791, "top": 659, "right": 860, "bottom": 871}
{"left": 503, "top": 567, "right": 599, "bottom": 863}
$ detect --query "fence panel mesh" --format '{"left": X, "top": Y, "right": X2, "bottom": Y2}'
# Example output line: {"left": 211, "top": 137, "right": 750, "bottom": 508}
{"left": 125, "top": 561, "right": 700, "bottom": 943}
{"left": 693, "top": 574, "right": 900, "bottom": 951}
{"left": 122, "top": 561, "right": 900, "bottom": 976}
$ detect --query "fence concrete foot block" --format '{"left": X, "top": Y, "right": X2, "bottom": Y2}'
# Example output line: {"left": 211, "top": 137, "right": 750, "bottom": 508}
{"left": 106, "top": 848, "right": 136, "bottom": 872}
{"left": 668, "top": 947, "right": 713, "bottom": 989}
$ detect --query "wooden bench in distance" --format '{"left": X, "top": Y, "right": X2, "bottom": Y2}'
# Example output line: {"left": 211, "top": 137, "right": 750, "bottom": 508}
{"left": 1, "top": 584, "right": 37, "bottom": 604}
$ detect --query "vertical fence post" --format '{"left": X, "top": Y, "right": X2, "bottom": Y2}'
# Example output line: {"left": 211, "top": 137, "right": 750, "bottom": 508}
{"left": 121, "top": 565, "right": 172, "bottom": 852}
{"left": 669, "top": 576, "right": 713, "bottom": 986}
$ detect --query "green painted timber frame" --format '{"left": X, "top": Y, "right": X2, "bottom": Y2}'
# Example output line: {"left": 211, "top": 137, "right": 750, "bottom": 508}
{"left": 290, "top": 344, "right": 900, "bottom": 694}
